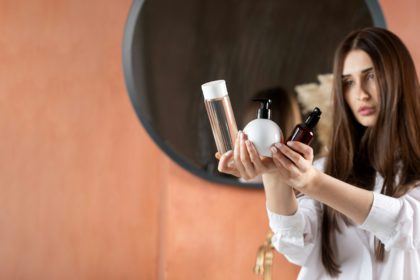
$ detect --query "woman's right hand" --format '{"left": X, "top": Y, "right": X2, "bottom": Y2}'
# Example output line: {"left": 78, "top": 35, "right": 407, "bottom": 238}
{"left": 216, "top": 131, "right": 278, "bottom": 180}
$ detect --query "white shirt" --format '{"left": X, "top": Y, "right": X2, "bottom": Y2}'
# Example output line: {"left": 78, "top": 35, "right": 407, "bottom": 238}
{"left": 267, "top": 159, "right": 420, "bottom": 280}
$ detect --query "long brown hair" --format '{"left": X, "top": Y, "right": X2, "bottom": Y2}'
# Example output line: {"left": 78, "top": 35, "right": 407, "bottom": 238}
{"left": 322, "top": 27, "right": 420, "bottom": 277}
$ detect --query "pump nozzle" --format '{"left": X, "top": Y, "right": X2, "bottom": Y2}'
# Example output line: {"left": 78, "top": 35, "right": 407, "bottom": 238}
{"left": 304, "top": 107, "right": 322, "bottom": 129}
{"left": 252, "top": 98, "right": 272, "bottom": 119}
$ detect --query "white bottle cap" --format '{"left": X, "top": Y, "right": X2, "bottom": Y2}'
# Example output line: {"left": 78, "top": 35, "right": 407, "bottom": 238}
{"left": 201, "top": 80, "right": 228, "bottom": 100}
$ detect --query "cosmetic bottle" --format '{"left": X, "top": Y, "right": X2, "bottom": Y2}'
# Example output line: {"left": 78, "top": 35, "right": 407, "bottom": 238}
{"left": 287, "top": 107, "right": 322, "bottom": 145}
{"left": 201, "top": 80, "right": 238, "bottom": 155}
{"left": 243, "top": 99, "right": 282, "bottom": 157}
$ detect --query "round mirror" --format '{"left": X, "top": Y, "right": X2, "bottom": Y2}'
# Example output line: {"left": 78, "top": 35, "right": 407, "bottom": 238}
{"left": 123, "top": 0, "right": 386, "bottom": 188}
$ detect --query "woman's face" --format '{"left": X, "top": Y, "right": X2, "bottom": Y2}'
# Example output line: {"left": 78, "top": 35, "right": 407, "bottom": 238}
{"left": 342, "top": 49, "right": 380, "bottom": 127}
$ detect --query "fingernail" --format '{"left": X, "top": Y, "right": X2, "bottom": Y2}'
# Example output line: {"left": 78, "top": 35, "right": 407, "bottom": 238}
{"left": 271, "top": 147, "right": 277, "bottom": 153}
{"left": 287, "top": 141, "right": 293, "bottom": 146}
{"left": 236, "top": 131, "right": 241, "bottom": 142}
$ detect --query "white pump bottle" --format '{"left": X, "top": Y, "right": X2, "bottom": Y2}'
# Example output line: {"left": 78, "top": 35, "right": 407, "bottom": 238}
{"left": 243, "top": 99, "right": 283, "bottom": 157}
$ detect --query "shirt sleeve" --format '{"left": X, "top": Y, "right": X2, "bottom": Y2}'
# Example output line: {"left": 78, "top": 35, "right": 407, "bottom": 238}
{"left": 359, "top": 186, "right": 420, "bottom": 250}
{"left": 267, "top": 196, "right": 322, "bottom": 266}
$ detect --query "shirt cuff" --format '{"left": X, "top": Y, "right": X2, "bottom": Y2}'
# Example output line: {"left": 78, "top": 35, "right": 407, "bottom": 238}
{"left": 359, "top": 192, "right": 402, "bottom": 241}
{"left": 266, "top": 204, "right": 305, "bottom": 232}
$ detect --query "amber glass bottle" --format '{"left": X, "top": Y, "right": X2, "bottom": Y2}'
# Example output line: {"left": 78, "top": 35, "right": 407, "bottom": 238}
{"left": 287, "top": 107, "right": 322, "bottom": 145}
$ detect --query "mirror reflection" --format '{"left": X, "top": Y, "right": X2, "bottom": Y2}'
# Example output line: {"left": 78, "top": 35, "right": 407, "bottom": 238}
{"left": 123, "top": 0, "right": 385, "bottom": 187}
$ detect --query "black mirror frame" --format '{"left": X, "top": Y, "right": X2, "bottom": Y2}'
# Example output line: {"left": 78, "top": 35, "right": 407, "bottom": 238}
{"left": 122, "top": 0, "right": 386, "bottom": 189}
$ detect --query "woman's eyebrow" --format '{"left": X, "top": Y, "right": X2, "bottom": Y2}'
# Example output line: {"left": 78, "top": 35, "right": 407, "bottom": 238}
{"left": 341, "top": 67, "right": 374, "bottom": 78}
{"left": 361, "top": 67, "right": 374, "bottom": 74}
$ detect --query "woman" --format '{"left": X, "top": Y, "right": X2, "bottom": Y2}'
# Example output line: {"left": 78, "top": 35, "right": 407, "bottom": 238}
{"left": 217, "top": 27, "right": 420, "bottom": 279}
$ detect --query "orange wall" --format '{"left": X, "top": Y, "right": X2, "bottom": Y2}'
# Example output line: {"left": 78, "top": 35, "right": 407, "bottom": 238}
{"left": 381, "top": 0, "right": 420, "bottom": 75}
{"left": 0, "top": 0, "right": 418, "bottom": 279}
{"left": 0, "top": 0, "right": 161, "bottom": 279}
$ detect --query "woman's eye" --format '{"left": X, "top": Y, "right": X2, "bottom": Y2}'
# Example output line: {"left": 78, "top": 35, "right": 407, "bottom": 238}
{"left": 366, "top": 72, "right": 375, "bottom": 80}
{"left": 343, "top": 79, "right": 354, "bottom": 88}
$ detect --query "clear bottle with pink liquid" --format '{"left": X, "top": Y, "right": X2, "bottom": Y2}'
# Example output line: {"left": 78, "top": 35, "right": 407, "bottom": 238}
{"left": 201, "top": 80, "right": 238, "bottom": 155}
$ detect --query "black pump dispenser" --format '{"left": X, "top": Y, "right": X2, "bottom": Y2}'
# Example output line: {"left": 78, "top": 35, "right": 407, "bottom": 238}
{"left": 287, "top": 107, "right": 322, "bottom": 145}
{"left": 253, "top": 98, "right": 272, "bottom": 120}
{"left": 303, "top": 107, "right": 322, "bottom": 128}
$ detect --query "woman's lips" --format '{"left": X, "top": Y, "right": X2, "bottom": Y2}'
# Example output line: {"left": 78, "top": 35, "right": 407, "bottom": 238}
{"left": 358, "top": 106, "right": 376, "bottom": 116}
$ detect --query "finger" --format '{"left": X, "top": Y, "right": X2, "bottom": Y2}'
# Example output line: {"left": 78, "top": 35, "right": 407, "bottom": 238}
{"left": 271, "top": 146, "right": 295, "bottom": 170}
{"left": 218, "top": 150, "right": 233, "bottom": 170}
{"left": 245, "top": 140, "right": 265, "bottom": 172}
{"left": 218, "top": 150, "right": 240, "bottom": 177}
{"left": 286, "top": 141, "right": 313, "bottom": 161}
{"left": 275, "top": 143, "right": 303, "bottom": 167}
{"left": 270, "top": 146, "right": 283, "bottom": 169}
{"left": 240, "top": 133, "right": 257, "bottom": 178}
{"left": 271, "top": 147, "right": 301, "bottom": 179}
{"left": 234, "top": 131, "right": 248, "bottom": 178}
{"left": 215, "top": 152, "right": 221, "bottom": 160}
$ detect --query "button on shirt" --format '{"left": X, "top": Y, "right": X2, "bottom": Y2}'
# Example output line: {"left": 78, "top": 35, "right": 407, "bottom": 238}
{"left": 267, "top": 158, "right": 420, "bottom": 280}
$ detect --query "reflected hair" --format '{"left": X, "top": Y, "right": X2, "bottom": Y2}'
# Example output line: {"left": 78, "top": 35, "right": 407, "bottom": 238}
{"left": 323, "top": 27, "right": 420, "bottom": 277}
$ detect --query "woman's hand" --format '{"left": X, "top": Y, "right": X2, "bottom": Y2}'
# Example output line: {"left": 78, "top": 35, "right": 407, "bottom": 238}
{"left": 271, "top": 141, "right": 318, "bottom": 190}
{"left": 216, "top": 131, "right": 277, "bottom": 180}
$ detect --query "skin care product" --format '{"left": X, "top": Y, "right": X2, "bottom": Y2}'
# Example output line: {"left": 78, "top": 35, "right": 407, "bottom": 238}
{"left": 202, "top": 80, "right": 238, "bottom": 155}
{"left": 243, "top": 99, "right": 282, "bottom": 157}
{"left": 287, "top": 107, "right": 322, "bottom": 145}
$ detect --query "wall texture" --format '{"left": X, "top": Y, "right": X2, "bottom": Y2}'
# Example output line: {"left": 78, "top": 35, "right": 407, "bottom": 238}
{"left": 0, "top": 0, "right": 418, "bottom": 279}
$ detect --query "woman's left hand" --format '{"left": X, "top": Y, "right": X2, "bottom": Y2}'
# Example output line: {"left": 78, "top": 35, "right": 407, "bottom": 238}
{"left": 271, "top": 141, "right": 318, "bottom": 190}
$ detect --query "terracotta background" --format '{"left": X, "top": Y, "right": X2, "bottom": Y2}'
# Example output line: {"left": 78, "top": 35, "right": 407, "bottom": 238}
{"left": 0, "top": 0, "right": 418, "bottom": 279}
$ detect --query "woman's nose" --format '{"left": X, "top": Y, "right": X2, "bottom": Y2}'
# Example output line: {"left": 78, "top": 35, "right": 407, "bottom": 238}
{"left": 355, "top": 86, "right": 370, "bottom": 101}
